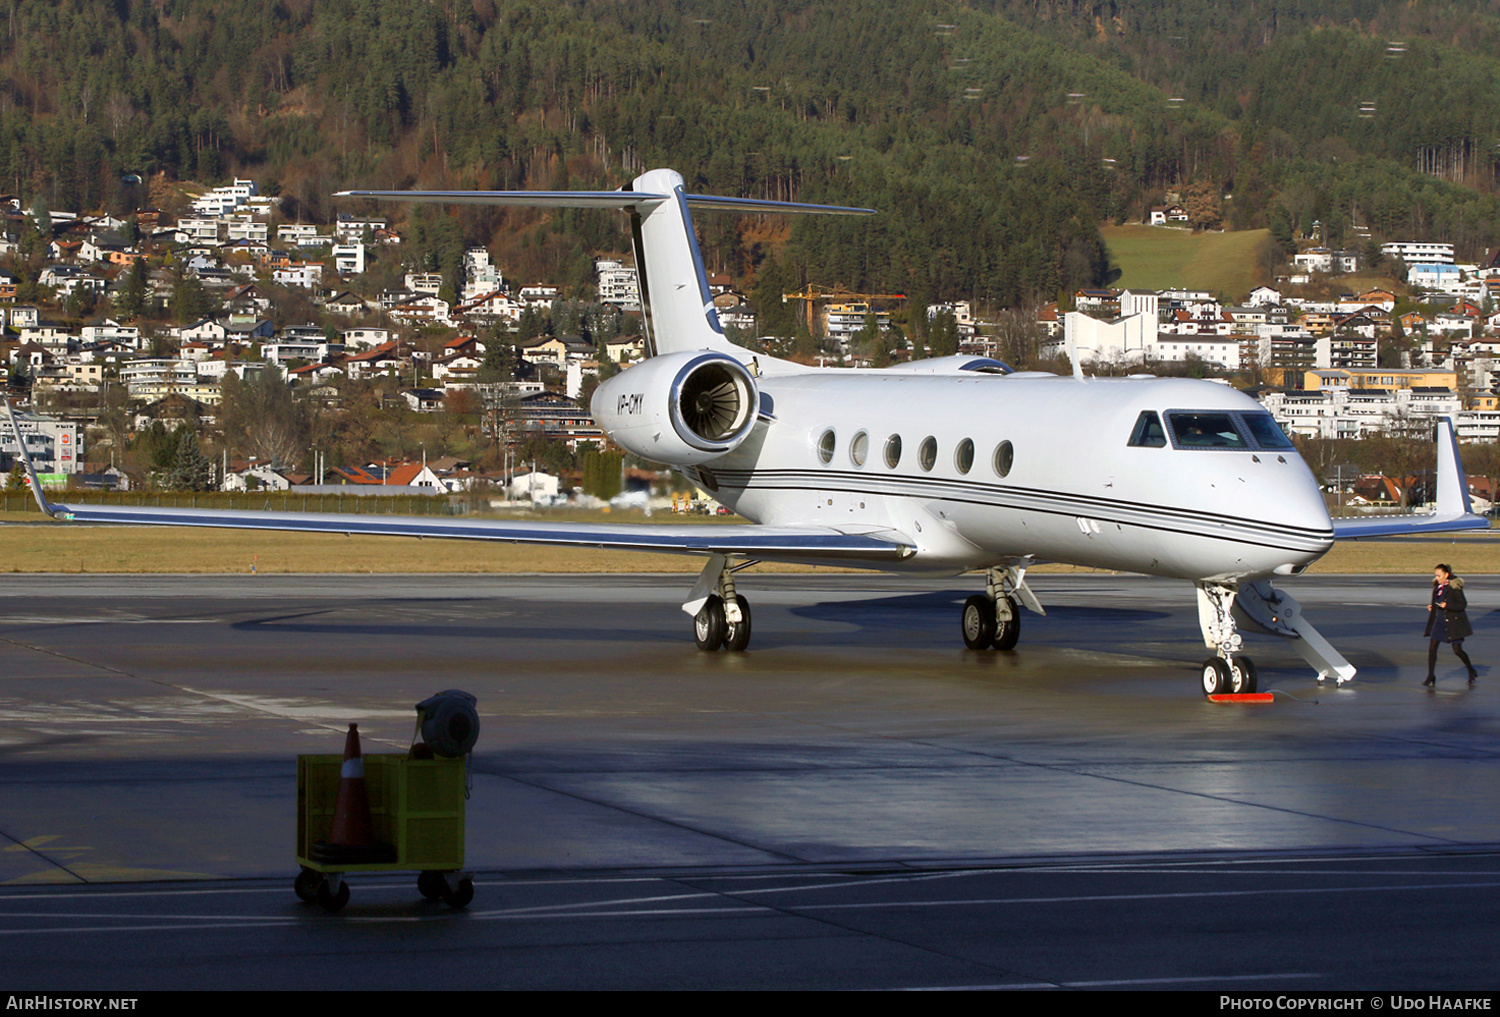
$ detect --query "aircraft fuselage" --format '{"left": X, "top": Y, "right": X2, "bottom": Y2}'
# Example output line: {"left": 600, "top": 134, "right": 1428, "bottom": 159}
{"left": 702, "top": 371, "right": 1334, "bottom": 583}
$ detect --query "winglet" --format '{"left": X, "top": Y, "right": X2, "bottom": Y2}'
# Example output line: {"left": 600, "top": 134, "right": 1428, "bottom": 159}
{"left": 4, "top": 398, "right": 61, "bottom": 518}
{"left": 1435, "top": 416, "right": 1474, "bottom": 517}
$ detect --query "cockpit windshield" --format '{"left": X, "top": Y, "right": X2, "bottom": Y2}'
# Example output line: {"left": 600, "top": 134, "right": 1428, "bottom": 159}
{"left": 1239, "top": 412, "right": 1295, "bottom": 450}
{"left": 1167, "top": 412, "right": 1246, "bottom": 448}
{"left": 1154, "top": 410, "right": 1295, "bottom": 452}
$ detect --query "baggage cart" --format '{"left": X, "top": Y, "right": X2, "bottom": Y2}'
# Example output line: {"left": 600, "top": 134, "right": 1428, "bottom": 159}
{"left": 294, "top": 752, "right": 472, "bottom": 912}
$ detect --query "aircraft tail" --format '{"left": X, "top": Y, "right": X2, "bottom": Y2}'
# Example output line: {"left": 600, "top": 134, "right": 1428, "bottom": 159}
{"left": 339, "top": 169, "right": 874, "bottom": 358}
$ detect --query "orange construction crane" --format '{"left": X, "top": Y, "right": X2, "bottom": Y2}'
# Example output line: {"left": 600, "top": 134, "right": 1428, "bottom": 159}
{"left": 781, "top": 284, "right": 907, "bottom": 334}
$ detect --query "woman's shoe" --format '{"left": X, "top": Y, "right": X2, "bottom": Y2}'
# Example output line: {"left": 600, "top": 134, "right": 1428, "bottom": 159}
{"left": 1423, "top": 675, "right": 1436, "bottom": 687}
{"left": 1468, "top": 671, "right": 1478, "bottom": 684}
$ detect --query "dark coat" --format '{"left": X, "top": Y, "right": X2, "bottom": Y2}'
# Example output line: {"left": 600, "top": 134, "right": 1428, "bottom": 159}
{"left": 1425, "top": 576, "right": 1474, "bottom": 641}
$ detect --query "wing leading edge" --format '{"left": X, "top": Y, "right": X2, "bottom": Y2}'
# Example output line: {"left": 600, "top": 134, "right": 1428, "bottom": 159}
{"left": 40, "top": 501, "right": 916, "bottom": 562}
{"left": 1331, "top": 418, "right": 1490, "bottom": 539}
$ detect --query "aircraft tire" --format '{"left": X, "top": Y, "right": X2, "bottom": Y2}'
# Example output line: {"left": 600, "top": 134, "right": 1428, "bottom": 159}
{"left": 1201, "top": 657, "right": 1231, "bottom": 697}
{"left": 694, "top": 595, "right": 727, "bottom": 651}
{"left": 724, "top": 595, "right": 752, "bottom": 652}
{"left": 993, "top": 596, "right": 1021, "bottom": 651}
{"left": 1229, "top": 656, "right": 1258, "bottom": 694}
{"left": 962, "top": 595, "right": 997, "bottom": 650}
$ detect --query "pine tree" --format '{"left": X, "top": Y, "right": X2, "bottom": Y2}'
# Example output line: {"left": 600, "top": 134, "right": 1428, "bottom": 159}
{"left": 167, "top": 427, "right": 213, "bottom": 491}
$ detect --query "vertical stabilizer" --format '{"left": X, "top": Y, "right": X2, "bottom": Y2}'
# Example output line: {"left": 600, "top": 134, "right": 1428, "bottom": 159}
{"left": 628, "top": 169, "right": 737, "bottom": 357}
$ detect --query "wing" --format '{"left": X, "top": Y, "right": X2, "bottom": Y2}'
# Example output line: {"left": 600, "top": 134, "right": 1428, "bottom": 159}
{"left": 41, "top": 500, "right": 915, "bottom": 563}
{"left": 1332, "top": 418, "right": 1489, "bottom": 539}
{"left": 5, "top": 399, "right": 909, "bottom": 564}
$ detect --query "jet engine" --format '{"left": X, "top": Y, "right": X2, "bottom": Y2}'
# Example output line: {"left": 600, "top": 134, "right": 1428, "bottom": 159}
{"left": 590, "top": 350, "right": 760, "bottom": 466}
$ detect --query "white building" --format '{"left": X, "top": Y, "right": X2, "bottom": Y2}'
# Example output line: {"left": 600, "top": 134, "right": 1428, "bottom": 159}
{"left": 405, "top": 272, "right": 444, "bottom": 296}
{"left": 273, "top": 263, "right": 324, "bottom": 289}
{"left": 463, "top": 247, "right": 503, "bottom": 302}
{"left": 225, "top": 217, "right": 269, "bottom": 244}
{"left": 332, "top": 241, "right": 366, "bottom": 276}
{"left": 1058, "top": 310, "right": 1157, "bottom": 365}
{"left": 1382, "top": 241, "right": 1455, "bottom": 265}
{"left": 175, "top": 218, "right": 221, "bottom": 244}
{"left": 343, "top": 327, "right": 393, "bottom": 350}
{"left": 334, "top": 214, "right": 388, "bottom": 242}
{"left": 0, "top": 410, "right": 83, "bottom": 476}
{"left": 595, "top": 259, "right": 641, "bottom": 310}
{"left": 1259, "top": 386, "right": 1463, "bottom": 440}
{"left": 262, "top": 341, "right": 343, "bottom": 367}
{"left": 80, "top": 320, "right": 141, "bottom": 349}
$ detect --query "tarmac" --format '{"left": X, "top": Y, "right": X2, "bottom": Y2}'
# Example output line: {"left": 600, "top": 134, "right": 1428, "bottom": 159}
{"left": 0, "top": 572, "right": 1497, "bottom": 989}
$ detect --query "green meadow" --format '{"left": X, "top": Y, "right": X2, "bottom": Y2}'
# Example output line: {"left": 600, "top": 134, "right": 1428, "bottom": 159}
{"left": 1102, "top": 225, "right": 1271, "bottom": 301}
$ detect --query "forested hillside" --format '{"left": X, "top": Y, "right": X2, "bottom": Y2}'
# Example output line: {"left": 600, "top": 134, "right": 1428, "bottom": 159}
{"left": 2, "top": 0, "right": 1499, "bottom": 315}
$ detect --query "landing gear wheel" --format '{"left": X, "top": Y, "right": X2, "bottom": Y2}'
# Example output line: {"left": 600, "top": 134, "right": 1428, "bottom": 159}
{"left": 315, "top": 877, "right": 350, "bottom": 913}
{"left": 993, "top": 596, "right": 1021, "bottom": 651}
{"left": 294, "top": 867, "right": 319, "bottom": 903}
{"left": 694, "top": 595, "right": 726, "bottom": 651}
{"left": 962, "top": 595, "right": 997, "bottom": 649}
{"left": 1229, "top": 655, "right": 1258, "bottom": 694}
{"left": 1201, "top": 657, "right": 1231, "bottom": 697}
{"left": 724, "top": 595, "right": 752, "bottom": 652}
{"left": 417, "top": 870, "right": 444, "bottom": 900}
{"left": 442, "top": 877, "right": 475, "bottom": 909}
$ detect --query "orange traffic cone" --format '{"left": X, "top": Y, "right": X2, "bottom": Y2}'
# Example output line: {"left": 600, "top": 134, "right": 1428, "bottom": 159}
{"left": 329, "top": 724, "right": 376, "bottom": 848}
{"left": 311, "top": 723, "right": 394, "bottom": 864}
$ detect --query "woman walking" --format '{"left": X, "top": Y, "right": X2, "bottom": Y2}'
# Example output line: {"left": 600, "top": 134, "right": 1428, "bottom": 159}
{"left": 1424, "top": 563, "right": 1478, "bottom": 687}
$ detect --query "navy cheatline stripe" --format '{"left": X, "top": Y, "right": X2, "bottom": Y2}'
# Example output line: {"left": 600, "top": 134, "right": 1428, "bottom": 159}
{"left": 710, "top": 468, "right": 1335, "bottom": 546}
{"left": 713, "top": 467, "right": 1334, "bottom": 540}
{"left": 704, "top": 476, "right": 1332, "bottom": 555}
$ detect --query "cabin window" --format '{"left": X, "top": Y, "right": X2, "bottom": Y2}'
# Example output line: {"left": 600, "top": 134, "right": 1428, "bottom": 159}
{"left": 1128, "top": 411, "right": 1167, "bottom": 448}
{"left": 993, "top": 440, "right": 1014, "bottom": 478}
{"left": 884, "top": 434, "right": 902, "bottom": 469}
{"left": 1241, "top": 412, "right": 1294, "bottom": 450}
{"left": 817, "top": 428, "right": 836, "bottom": 464}
{"left": 918, "top": 436, "right": 938, "bottom": 472}
{"left": 850, "top": 430, "right": 869, "bottom": 467}
{"left": 954, "top": 438, "right": 975, "bottom": 474}
{"left": 1165, "top": 411, "right": 1247, "bottom": 449}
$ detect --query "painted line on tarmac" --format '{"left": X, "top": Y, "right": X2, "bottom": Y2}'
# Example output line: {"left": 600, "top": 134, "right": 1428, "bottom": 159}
{"left": 909, "top": 972, "right": 1322, "bottom": 990}
{"left": 791, "top": 879, "right": 1500, "bottom": 911}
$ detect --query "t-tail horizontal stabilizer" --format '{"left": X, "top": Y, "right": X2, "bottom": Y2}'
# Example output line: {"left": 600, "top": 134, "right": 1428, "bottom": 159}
{"left": 339, "top": 168, "right": 875, "bottom": 359}
{"left": 1332, "top": 417, "right": 1488, "bottom": 539}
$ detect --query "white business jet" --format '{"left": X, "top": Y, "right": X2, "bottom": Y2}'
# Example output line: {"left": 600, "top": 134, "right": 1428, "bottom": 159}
{"left": 6, "top": 168, "right": 1487, "bottom": 696}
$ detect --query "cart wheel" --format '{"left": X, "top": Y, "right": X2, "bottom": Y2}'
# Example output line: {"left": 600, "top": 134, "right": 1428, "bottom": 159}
{"left": 417, "top": 871, "right": 444, "bottom": 900}
{"left": 294, "top": 867, "right": 319, "bottom": 903}
{"left": 316, "top": 878, "right": 350, "bottom": 913}
{"left": 442, "top": 877, "right": 474, "bottom": 910}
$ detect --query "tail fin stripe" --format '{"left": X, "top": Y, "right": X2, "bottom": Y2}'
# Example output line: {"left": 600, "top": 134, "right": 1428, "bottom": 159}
{"left": 675, "top": 186, "right": 724, "bottom": 335}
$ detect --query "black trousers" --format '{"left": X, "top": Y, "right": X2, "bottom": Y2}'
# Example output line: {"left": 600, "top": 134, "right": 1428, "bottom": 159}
{"left": 1428, "top": 638, "right": 1475, "bottom": 677}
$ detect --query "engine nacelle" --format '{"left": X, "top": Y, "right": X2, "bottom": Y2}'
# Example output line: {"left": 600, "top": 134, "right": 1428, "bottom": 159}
{"left": 590, "top": 350, "right": 760, "bottom": 466}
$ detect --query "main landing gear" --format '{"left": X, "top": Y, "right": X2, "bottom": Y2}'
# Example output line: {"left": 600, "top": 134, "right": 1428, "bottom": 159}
{"left": 961, "top": 565, "right": 1041, "bottom": 652}
{"left": 686, "top": 553, "right": 753, "bottom": 652}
